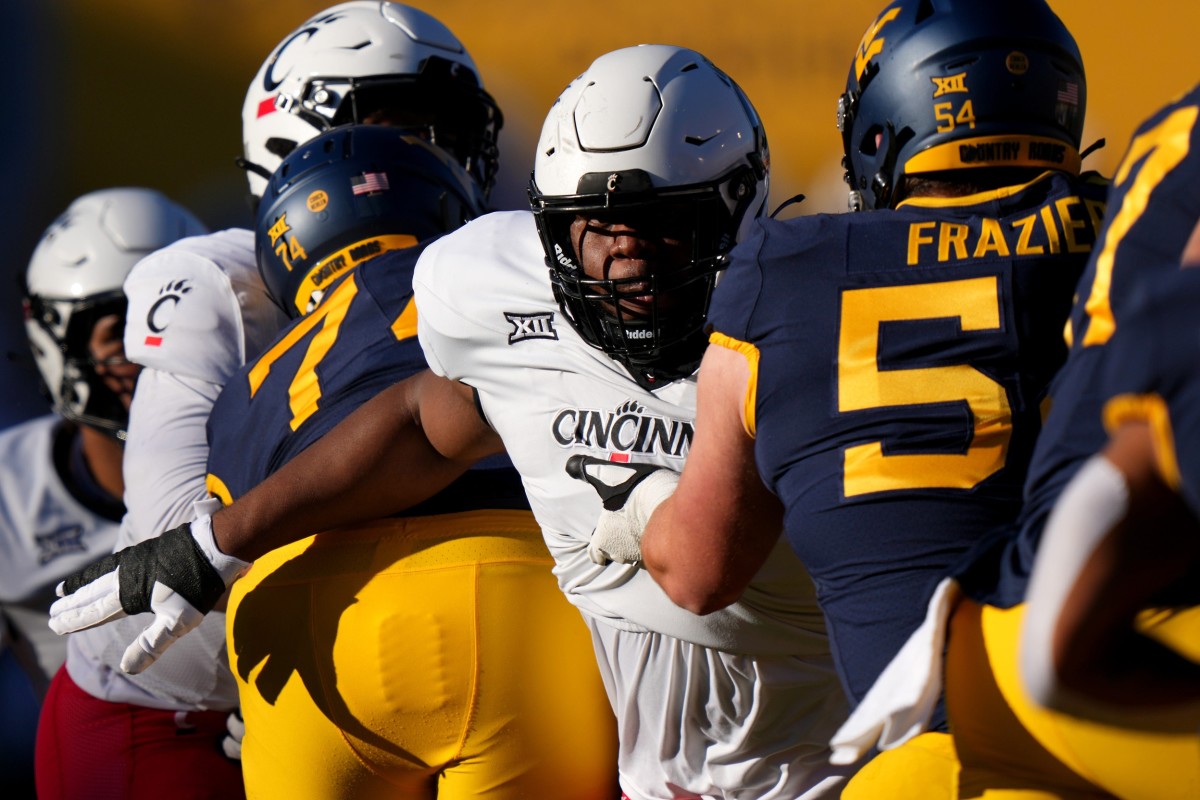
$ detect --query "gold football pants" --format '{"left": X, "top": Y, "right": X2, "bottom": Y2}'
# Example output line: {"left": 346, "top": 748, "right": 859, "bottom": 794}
{"left": 227, "top": 510, "right": 618, "bottom": 800}
{"left": 844, "top": 598, "right": 1200, "bottom": 799}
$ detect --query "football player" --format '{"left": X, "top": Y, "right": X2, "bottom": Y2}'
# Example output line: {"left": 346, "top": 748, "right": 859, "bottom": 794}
{"left": 1020, "top": 241, "right": 1200, "bottom": 789}
{"left": 596, "top": 1, "right": 1114, "bottom": 795}
{"left": 1, "top": 188, "right": 208, "bottom": 796}
{"left": 204, "top": 122, "right": 618, "bottom": 800}
{"left": 638, "top": 0, "right": 1101, "bottom": 715}
{"left": 832, "top": 81, "right": 1200, "bottom": 800}
{"left": 50, "top": 45, "right": 854, "bottom": 800}
{"left": 37, "top": 3, "right": 506, "bottom": 798}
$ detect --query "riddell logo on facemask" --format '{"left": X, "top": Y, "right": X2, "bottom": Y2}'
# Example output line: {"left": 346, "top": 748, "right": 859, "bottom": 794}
{"left": 551, "top": 400, "right": 692, "bottom": 458}
{"left": 624, "top": 329, "right": 655, "bottom": 340}
{"left": 554, "top": 243, "right": 573, "bottom": 268}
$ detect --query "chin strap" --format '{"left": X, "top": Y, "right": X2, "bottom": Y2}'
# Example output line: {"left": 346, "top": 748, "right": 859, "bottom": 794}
{"left": 233, "top": 156, "right": 272, "bottom": 181}
{"left": 1079, "top": 137, "right": 1106, "bottom": 162}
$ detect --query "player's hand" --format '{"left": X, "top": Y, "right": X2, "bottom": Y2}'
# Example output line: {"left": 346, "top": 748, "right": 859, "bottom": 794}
{"left": 47, "top": 512, "right": 249, "bottom": 674}
{"left": 221, "top": 707, "right": 245, "bottom": 761}
{"left": 565, "top": 455, "right": 679, "bottom": 565}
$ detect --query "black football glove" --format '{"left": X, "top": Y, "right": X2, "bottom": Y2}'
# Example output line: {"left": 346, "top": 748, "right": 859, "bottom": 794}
{"left": 48, "top": 509, "right": 248, "bottom": 674}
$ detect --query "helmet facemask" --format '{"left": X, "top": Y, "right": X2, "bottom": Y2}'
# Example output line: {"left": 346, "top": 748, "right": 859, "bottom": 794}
{"left": 260, "top": 57, "right": 503, "bottom": 197}
{"left": 25, "top": 291, "right": 132, "bottom": 439}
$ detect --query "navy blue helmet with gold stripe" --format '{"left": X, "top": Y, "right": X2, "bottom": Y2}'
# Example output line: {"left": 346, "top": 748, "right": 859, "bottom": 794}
{"left": 838, "top": 0, "right": 1086, "bottom": 211}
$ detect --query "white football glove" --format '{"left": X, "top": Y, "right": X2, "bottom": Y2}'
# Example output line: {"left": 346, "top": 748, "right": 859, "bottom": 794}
{"left": 566, "top": 455, "right": 679, "bottom": 565}
{"left": 48, "top": 505, "right": 249, "bottom": 675}
{"left": 221, "top": 707, "right": 245, "bottom": 761}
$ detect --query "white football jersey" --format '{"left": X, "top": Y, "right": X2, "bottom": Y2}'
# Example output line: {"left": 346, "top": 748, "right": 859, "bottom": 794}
{"left": 0, "top": 415, "right": 122, "bottom": 682}
{"left": 67, "top": 229, "right": 288, "bottom": 711}
{"left": 416, "top": 212, "right": 851, "bottom": 798}
{"left": 122, "top": 229, "right": 286, "bottom": 385}
{"left": 415, "top": 211, "right": 828, "bottom": 656}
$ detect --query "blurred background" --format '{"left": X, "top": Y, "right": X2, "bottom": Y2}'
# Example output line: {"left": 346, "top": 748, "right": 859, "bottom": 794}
{"left": 2, "top": 0, "right": 1198, "bottom": 423}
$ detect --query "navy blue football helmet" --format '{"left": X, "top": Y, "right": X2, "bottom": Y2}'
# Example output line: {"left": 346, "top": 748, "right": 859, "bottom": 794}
{"left": 838, "top": 0, "right": 1086, "bottom": 210}
{"left": 256, "top": 123, "right": 485, "bottom": 316}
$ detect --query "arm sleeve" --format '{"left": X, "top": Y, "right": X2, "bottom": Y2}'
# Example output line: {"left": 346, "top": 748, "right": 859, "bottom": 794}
{"left": 119, "top": 369, "right": 221, "bottom": 545}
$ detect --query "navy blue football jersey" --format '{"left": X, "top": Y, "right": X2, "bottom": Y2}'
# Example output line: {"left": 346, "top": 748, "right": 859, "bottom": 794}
{"left": 1091, "top": 266, "right": 1200, "bottom": 608}
{"left": 709, "top": 170, "right": 1106, "bottom": 710}
{"left": 206, "top": 244, "right": 526, "bottom": 513}
{"left": 1100, "top": 266, "right": 1200, "bottom": 519}
{"left": 970, "top": 83, "right": 1200, "bottom": 606}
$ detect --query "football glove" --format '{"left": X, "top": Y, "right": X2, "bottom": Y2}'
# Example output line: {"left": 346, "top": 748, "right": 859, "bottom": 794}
{"left": 48, "top": 504, "right": 249, "bottom": 674}
{"left": 565, "top": 455, "right": 679, "bottom": 565}
{"left": 221, "top": 707, "right": 245, "bottom": 761}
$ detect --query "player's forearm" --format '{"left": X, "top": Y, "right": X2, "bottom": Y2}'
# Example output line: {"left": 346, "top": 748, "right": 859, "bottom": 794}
{"left": 210, "top": 377, "right": 473, "bottom": 561}
{"left": 643, "top": 497, "right": 742, "bottom": 614}
{"left": 1024, "top": 441, "right": 1200, "bottom": 724}
{"left": 643, "top": 480, "right": 781, "bottom": 615}
{"left": 1058, "top": 628, "right": 1200, "bottom": 715}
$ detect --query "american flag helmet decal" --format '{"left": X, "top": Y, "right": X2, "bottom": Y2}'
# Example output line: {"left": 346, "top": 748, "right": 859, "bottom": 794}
{"left": 351, "top": 172, "right": 390, "bottom": 195}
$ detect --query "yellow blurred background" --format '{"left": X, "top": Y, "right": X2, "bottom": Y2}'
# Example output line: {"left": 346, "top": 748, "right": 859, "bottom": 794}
{"left": 0, "top": 0, "right": 1196, "bottom": 425}
{"left": 44, "top": 0, "right": 1200, "bottom": 223}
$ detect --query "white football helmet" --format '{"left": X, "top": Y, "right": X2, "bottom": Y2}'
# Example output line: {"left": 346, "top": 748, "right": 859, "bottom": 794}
{"left": 24, "top": 188, "right": 207, "bottom": 439}
{"left": 529, "top": 44, "right": 769, "bottom": 388}
{"left": 240, "top": 1, "right": 502, "bottom": 199}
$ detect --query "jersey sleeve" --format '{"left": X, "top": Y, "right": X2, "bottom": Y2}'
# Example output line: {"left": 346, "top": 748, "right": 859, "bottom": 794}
{"left": 119, "top": 369, "right": 219, "bottom": 545}
{"left": 1067, "top": 83, "right": 1200, "bottom": 348}
{"left": 123, "top": 229, "right": 287, "bottom": 385}
{"left": 414, "top": 213, "right": 531, "bottom": 382}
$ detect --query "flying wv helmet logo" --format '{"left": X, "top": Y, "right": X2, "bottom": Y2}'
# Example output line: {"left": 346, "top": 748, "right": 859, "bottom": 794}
{"left": 854, "top": 5, "right": 901, "bottom": 82}
{"left": 552, "top": 400, "right": 693, "bottom": 461}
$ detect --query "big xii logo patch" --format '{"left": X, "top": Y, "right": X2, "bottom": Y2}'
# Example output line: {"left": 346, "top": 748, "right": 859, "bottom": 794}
{"left": 506, "top": 312, "right": 558, "bottom": 344}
